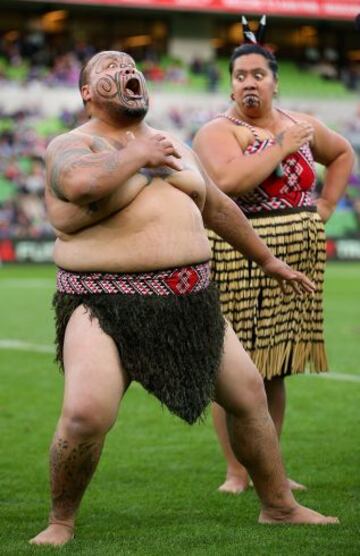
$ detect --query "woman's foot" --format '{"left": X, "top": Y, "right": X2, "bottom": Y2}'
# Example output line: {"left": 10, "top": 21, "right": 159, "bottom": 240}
{"left": 29, "top": 522, "right": 74, "bottom": 546}
{"left": 249, "top": 477, "right": 307, "bottom": 491}
{"left": 218, "top": 472, "right": 250, "bottom": 494}
{"left": 287, "top": 478, "right": 307, "bottom": 491}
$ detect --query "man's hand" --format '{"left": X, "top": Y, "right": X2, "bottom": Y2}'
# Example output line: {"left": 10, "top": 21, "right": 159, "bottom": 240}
{"left": 260, "top": 256, "right": 316, "bottom": 295}
{"left": 125, "top": 132, "right": 183, "bottom": 171}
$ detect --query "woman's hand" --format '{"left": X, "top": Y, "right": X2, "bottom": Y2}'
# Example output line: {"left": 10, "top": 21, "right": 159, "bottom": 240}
{"left": 276, "top": 121, "right": 314, "bottom": 157}
{"left": 315, "top": 198, "right": 336, "bottom": 223}
{"left": 260, "top": 256, "right": 316, "bottom": 294}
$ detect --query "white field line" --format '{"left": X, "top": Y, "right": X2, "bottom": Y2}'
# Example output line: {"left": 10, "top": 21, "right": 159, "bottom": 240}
{"left": 0, "top": 339, "right": 359, "bottom": 383}
{"left": 313, "top": 372, "right": 360, "bottom": 383}
{"left": 0, "top": 279, "right": 54, "bottom": 288}
{"left": 0, "top": 339, "right": 53, "bottom": 353}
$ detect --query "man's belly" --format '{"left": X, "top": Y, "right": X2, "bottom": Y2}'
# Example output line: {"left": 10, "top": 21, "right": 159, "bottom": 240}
{"left": 53, "top": 180, "right": 211, "bottom": 272}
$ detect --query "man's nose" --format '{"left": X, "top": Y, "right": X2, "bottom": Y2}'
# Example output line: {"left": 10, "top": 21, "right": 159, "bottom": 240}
{"left": 120, "top": 67, "right": 136, "bottom": 75}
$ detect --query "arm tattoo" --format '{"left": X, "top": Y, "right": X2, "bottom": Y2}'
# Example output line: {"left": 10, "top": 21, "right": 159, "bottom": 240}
{"left": 275, "top": 131, "right": 285, "bottom": 147}
{"left": 50, "top": 148, "right": 90, "bottom": 200}
{"left": 48, "top": 133, "right": 127, "bottom": 202}
{"left": 49, "top": 145, "right": 120, "bottom": 200}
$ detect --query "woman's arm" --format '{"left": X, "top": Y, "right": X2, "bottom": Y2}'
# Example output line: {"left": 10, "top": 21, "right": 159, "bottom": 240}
{"left": 309, "top": 116, "right": 355, "bottom": 222}
{"left": 193, "top": 118, "right": 313, "bottom": 195}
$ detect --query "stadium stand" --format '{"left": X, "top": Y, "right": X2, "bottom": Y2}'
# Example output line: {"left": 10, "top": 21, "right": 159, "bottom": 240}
{"left": 0, "top": 2, "right": 359, "bottom": 260}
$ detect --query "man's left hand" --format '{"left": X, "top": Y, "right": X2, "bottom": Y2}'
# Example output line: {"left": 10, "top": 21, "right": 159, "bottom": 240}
{"left": 260, "top": 257, "right": 316, "bottom": 295}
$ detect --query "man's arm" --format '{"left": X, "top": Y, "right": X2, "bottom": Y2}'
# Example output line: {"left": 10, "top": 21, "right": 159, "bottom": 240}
{"left": 200, "top": 161, "right": 315, "bottom": 293}
{"left": 46, "top": 186, "right": 140, "bottom": 235}
{"left": 45, "top": 130, "right": 183, "bottom": 233}
{"left": 46, "top": 131, "right": 182, "bottom": 206}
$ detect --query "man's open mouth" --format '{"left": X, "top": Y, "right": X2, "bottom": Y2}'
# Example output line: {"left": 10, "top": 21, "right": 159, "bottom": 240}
{"left": 125, "top": 77, "right": 142, "bottom": 99}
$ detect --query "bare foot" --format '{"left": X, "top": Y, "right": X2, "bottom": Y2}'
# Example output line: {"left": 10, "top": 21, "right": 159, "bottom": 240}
{"left": 218, "top": 474, "right": 250, "bottom": 494}
{"left": 287, "top": 478, "right": 307, "bottom": 491}
{"left": 29, "top": 523, "right": 74, "bottom": 546}
{"left": 259, "top": 504, "right": 339, "bottom": 525}
{"left": 249, "top": 478, "right": 307, "bottom": 491}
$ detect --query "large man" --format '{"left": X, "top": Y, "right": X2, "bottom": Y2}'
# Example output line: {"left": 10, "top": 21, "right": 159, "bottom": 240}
{"left": 30, "top": 51, "right": 337, "bottom": 546}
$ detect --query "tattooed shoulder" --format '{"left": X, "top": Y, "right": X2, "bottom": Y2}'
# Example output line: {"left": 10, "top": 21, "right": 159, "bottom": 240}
{"left": 47, "top": 134, "right": 90, "bottom": 201}
{"left": 88, "top": 135, "right": 124, "bottom": 152}
{"left": 89, "top": 136, "right": 112, "bottom": 152}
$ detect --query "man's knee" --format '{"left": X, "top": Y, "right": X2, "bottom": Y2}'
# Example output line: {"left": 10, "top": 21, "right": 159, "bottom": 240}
{"left": 60, "top": 406, "right": 116, "bottom": 439}
{"left": 250, "top": 371, "right": 267, "bottom": 404}
{"left": 230, "top": 371, "right": 268, "bottom": 418}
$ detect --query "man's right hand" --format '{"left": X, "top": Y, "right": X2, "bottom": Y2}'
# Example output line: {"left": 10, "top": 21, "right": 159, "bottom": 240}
{"left": 125, "top": 132, "right": 183, "bottom": 171}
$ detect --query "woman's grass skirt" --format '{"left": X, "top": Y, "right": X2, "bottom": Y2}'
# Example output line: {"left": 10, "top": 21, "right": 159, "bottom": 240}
{"left": 208, "top": 210, "right": 328, "bottom": 379}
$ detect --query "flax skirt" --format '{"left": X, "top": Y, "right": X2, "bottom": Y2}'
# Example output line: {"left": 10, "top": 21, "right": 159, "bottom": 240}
{"left": 208, "top": 209, "right": 328, "bottom": 379}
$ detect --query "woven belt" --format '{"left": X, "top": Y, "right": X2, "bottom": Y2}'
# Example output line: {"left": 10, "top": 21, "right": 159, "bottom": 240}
{"left": 56, "top": 262, "right": 210, "bottom": 296}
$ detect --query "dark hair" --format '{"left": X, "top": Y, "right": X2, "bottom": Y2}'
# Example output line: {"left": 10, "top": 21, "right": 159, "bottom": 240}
{"left": 78, "top": 65, "right": 88, "bottom": 90}
{"left": 78, "top": 62, "right": 90, "bottom": 106}
{"left": 229, "top": 44, "right": 278, "bottom": 78}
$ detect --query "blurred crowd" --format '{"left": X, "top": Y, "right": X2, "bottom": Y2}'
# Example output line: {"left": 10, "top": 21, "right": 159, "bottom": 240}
{"left": 1, "top": 29, "right": 359, "bottom": 92}
{"left": 0, "top": 31, "right": 221, "bottom": 91}
{"left": 0, "top": 27, "right": 359, "bottom": 240}
{"left": 302, "top": 46, "right": 360, "bottom": 92}
{"left": 0, "top": 100, "right": 359, "bottom": 240}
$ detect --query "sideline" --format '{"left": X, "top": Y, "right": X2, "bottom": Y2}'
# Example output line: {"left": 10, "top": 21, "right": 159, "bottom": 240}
{"left": 0, "top": 339, "right": 53, "bottom": 353}
{"left": 0, "top": 339, "right": 359, "bottom": 383}
{"left": 0, "top": 279, "right": 54, "bottom": 288}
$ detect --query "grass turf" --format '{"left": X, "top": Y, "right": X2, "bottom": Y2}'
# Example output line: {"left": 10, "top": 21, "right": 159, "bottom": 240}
{"left": 0, "top": 263, "right": 359, "bottom": 555}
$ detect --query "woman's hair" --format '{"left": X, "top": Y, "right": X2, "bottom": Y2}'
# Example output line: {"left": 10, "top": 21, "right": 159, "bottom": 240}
{"left": 229, "top": 44, "right": 278, "bottom": 78}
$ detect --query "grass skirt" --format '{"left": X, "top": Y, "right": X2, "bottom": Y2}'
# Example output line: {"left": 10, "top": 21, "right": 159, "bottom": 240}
{"left": 208, "top": 209, "right": 328, "bottom": 379}
{"left": 53, "top": 284, "right": 225, "bottom": 424}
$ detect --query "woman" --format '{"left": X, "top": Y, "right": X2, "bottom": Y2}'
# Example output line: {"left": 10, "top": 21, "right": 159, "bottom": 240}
{"left": 193, "top": 42, "right": 354, "bottom": 493}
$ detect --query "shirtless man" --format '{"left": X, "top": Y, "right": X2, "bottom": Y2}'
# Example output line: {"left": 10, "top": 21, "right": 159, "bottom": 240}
{"left": 30, "top": 51, "right": 338, "bottom": 546}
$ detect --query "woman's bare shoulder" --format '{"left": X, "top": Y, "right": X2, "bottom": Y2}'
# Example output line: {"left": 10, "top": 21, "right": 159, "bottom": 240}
{"left": 282, "top": 108, "right": 320, "bottom": 124}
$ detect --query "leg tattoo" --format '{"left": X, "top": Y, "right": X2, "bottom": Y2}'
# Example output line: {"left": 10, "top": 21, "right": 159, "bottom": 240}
{"left": 50, "top": 434, "right": 104, "bottom": 521}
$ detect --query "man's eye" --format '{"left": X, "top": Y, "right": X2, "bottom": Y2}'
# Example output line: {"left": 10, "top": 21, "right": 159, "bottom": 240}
{"left": 255, "top": 73, "right": 264, "bottom": 80}
{"left": 108, "top": 63, "right": 117, "bottom": 69}
{"left": 237, "top": 75, "right": 245, "bottom": 81}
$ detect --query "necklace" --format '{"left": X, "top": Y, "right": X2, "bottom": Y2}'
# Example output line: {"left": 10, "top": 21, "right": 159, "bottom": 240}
{"left": 215, "top": 114, "right": 284, "bottom": 178}
{"left": 215, "top": 113, "right": 262, "bottom": 142}
{"left": 216, "top": 113, "right": 253, "bottom": 130}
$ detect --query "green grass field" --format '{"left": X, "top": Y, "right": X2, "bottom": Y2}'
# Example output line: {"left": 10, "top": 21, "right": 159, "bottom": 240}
{"left": 0, "top": 263, "right": 359, "bottom": 555}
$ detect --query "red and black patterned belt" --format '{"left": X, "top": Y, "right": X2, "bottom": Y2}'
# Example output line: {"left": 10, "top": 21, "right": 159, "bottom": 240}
{"left": 56, "top": 262, "right": 210, "bottom": 296}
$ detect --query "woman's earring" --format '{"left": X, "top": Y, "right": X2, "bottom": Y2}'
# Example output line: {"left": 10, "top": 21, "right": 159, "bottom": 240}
{"left": 230, "top": 93, "right": 235, "bottom": 101}
{"left": 274, "top": 89, "right": 278, "bottom": 97}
